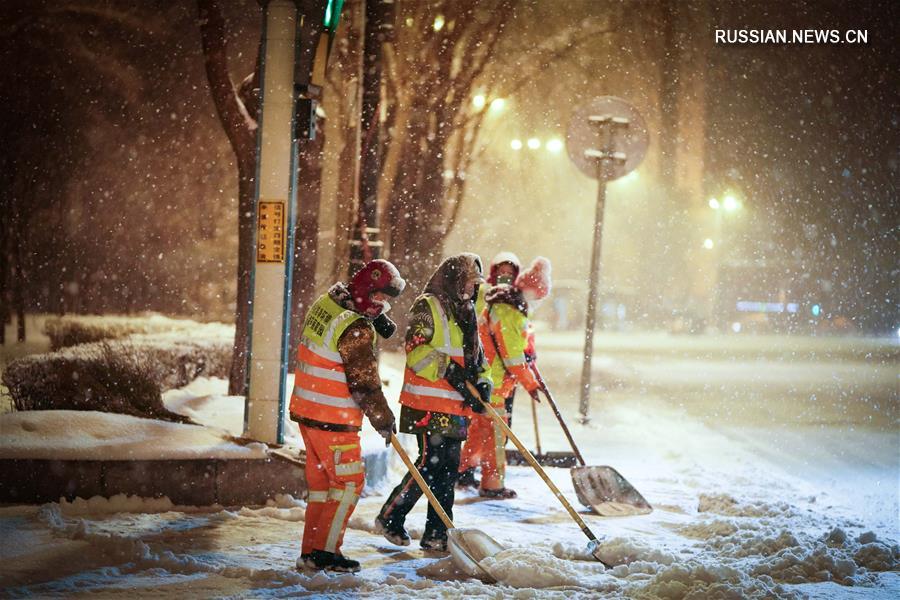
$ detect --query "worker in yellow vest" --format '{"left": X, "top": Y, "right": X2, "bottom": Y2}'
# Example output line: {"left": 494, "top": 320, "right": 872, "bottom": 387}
{"left": 376, "top": 254, "right": 492, "bottom": 552}
{"left": 459, "top": 256, "right": 552, "bottom": 498}
{"left": 290, "top": 259, "right": 406, "bottom": 573}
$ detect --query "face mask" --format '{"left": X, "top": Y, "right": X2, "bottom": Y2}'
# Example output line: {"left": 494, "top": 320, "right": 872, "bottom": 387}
{"left": 496, "top": 275, "right": 514, "bottom": 285}
{"left": 375, "top": 299, "right": 391, "bottom": 315}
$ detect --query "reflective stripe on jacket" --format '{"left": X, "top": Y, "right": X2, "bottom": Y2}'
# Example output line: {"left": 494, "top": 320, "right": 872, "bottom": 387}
{"left": 290, "top": 293, "right": 369, "bottom": 427}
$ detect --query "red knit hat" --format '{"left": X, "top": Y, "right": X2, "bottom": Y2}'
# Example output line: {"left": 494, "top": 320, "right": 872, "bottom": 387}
{"left": 349, "top": 259, "right": 406, "bottom": 317}
{"left": 515, "top": 257, "right": 552, "bottom": 300}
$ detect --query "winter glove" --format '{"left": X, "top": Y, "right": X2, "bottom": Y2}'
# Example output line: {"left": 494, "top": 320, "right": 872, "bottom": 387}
{"left": 376, "top": 422, "right": 397, "bottom": 447}
{"left": 462, "top": 391, "right": 485, "bottom": 414}
{"left": 528, "top": 388, "right": 542, "bottom": 404}
{"left": 475, "top": 381, "right": 492, "bottom": 404}
{"left": 372, "top": 313, "right": 397, "bottom": 339}
{"left": 446, "top": 361, "right": 486, "bottom": 414}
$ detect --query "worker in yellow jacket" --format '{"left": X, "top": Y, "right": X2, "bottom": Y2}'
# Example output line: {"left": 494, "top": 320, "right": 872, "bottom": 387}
{"left": 376, "top": 254, "right": 492, "bottom": 552}
{"left": 459, "top": 256, "right": 552, "bottom": 498}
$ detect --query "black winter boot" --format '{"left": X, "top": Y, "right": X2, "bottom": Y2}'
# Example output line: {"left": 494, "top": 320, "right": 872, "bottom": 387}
{"left": 456, "top": 467, "right": 479, "bottom": 490}
{"left": 374, "top": 514, "right": 411, "bottom": 546}
{"left": 299, "top": 550, "right": 361, "bottom": 573}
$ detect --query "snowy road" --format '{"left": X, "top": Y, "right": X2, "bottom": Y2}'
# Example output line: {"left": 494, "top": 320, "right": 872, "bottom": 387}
{"left": 1, "top": 333, "right": 898, "bottom": 598}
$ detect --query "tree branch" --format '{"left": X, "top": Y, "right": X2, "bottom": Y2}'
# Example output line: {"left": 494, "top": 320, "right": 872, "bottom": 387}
{"left": 197, "top": 0, "right": 255, "bottom": 166}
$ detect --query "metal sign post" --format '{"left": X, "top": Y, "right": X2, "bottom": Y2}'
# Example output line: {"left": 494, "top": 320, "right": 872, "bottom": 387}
{"left": 566, "top": 98, "right": 649, "bottom": 424}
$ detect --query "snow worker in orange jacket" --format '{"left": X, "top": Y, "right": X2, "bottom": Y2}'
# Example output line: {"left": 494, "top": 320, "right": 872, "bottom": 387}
{"left": 458, "top": 255, "right": 552, "bottom": 498}
{"left": 375, "top": 253, "right": 493, "bottom": 552}
{"left": 290, "top": 259, "right": 406, "bottom": 573}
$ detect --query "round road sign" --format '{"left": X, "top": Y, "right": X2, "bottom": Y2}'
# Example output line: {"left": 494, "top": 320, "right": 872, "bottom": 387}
{"left": 566, "top": 97, "right": 649, "bottom": 181}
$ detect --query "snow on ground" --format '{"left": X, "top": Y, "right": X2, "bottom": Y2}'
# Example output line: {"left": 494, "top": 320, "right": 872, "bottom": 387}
{"left": 0, "top": 410, "right": 268, "bottom": 461}
{"left": 1, "top": 333, "right": 897, "bottom": 597}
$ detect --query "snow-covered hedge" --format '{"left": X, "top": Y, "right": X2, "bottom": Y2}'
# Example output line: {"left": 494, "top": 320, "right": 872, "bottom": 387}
{"left": 43, "top": 314, "right": 217, "bottom": 351}
{"left": 2, "top": 324, "right": 233, "bottom": 422}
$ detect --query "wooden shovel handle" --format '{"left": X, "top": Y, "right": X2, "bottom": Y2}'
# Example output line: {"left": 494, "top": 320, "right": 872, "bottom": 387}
{"left": 466, "top": 382, "right": 602, "bottom": 547}
{"left": 531, "top": 364, "right": 587, "bottom": 466}
{"left": 389, "top": 433, "right": 454, "bottom": 531}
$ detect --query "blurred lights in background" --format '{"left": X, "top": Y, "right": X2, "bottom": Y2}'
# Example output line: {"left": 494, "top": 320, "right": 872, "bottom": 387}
{"left": 510, "top": 139, "right": 523, "bottom": 150}
{"left": 433, "top": 14, "right": 445, "bottom": 31}
{"left": 546, "top": 138, "right": 563, "bottom": 153}
{"left": 472, "top": 94, "right": 486, "bottom": 109}
{"left": 526, "top": 137, "right": 541, "bottom": 149}
{"left": 489, "top": 98, "right": 505, "bottom": 112}
{"left": 703, "top": 238, "right": 715, "bottom": 249}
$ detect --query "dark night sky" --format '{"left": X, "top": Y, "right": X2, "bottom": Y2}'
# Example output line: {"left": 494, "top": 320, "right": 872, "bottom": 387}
{"left": 706, "top": 0, "right": 899, "bottom": 331}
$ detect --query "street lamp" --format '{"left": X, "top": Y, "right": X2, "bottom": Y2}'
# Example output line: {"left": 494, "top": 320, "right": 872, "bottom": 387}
{"left": 723, "top": 194, "right": 740, "bottom": 212}
{"left": 703, "top": 238, "right": 715, "bottom": 249}
{"left": 510, "top": 138, "right": 523, "bottom": 150}
{"left": 489, "top": 98, "right": 506, "bottom": 112}
{"left": 708, "top": 197, "right": 720, "bottom": 210}
{"left": 472, "top": 94, "right": 486, "bottom": 110}
{"left": 433, "top": 14, "right": 445, "bottom": 31}
{"left": 546, "top": 138, "right": 564, "bottom": 153}
{"left": 526, "top": 137, "right": 541, "bottom": 149}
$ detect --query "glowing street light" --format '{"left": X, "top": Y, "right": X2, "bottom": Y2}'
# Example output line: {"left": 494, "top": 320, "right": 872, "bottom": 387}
{"left": 433, "top": 14, "right": 445, "bottom": 31}
{"left": 703, "top": 238, "right": 715, "bottom": 249}
{"left": 526, "top": 137, "right": 541, "bottom": 149}
{"left": 709, "top": 197, "right": 720, "bottom": 210}
{"left": 723, "top": 194, "right": 740, "bottom": 211}
{"left": 510, "top": 138, "right": 523, "bottom": 150}
{"left": 472, "top": 94, "right": 486, "bottom": 110}
{"left": 546, "top": 138, "right": 564, "bottom": 153}
{"left": 489, "top": 98, "right": 505, "bottom": 112}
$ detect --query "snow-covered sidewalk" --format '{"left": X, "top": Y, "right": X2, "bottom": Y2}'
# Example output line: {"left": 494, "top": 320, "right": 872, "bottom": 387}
{"left": 1, "top": 338, "right": 897, "bottom": 597}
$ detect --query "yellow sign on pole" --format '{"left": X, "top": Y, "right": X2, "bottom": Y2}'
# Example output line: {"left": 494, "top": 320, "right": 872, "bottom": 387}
{"left": 256, "top": 200, "right": 287, "bottom": 263}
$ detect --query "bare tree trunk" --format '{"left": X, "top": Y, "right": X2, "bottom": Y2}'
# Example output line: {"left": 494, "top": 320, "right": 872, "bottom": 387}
{"left": 198, "top": 0, "right": 258, "bottom": 396}
{"left": 290, "top": 115, "right": 325, "bottom": 368}
{"left": 12, "top": 228, "right": 25, "bottom": 342}
{"left": 350, "top": 0, "right": 393, "bottom": 273}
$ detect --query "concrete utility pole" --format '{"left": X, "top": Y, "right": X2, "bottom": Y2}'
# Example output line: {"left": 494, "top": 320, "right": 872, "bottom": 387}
{"left": 244, "top": 0, "right": 340, "bottom": 444}
{"left": 566, "top": 98, "right": 648, "bottom": 424}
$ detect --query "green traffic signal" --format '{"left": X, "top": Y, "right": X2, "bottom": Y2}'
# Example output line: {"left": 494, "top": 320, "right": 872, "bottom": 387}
{"left": 324, "top": 0, "right": 344, "bottom": 32}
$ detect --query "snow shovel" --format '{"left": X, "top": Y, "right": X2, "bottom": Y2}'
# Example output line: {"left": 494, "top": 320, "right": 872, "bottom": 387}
{"left": 531, "top": 365, "right": 652, "bottom": 517}
{"left": 388, "top": 434, "right": 503, "bottom": 581}
{"left": 465, "top": 383, "right": 611, "bottom": 567}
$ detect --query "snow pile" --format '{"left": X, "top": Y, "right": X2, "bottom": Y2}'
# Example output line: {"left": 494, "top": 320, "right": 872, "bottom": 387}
{"left": 0, "top": 409, "right": 268, "bottom": 460}
{"left": 698, "top": 493, "right": 794, "bottom": 519}
{"left": 481, "top": 547, "right": 607, "bottom": 588}
{"left": 59, "top": 494, "right": 175, "bottom": 515}
{"left": 751, "top": 529, "right": 899, "bottom": 586}
{"left": 637, "top": 561, "right": 799, "bottom": 599}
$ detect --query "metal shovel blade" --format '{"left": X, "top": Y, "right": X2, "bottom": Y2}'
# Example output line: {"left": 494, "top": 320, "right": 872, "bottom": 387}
{"left": 447, "top": 528, "right": 506, "bottom": 580}
{"left": 571, "top": 465, "right": 653, "bottom": 517}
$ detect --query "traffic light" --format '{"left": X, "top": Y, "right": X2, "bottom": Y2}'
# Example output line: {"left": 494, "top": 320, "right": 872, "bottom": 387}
{"left": 324, "top": 0, "right": 344, "bottom": 33}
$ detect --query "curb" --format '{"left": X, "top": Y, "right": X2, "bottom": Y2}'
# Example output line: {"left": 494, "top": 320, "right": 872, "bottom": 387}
{"left": 0, "top": 455, "right": 306, "bottom": 506}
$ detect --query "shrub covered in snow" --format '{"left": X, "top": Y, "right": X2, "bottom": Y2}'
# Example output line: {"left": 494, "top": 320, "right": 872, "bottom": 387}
{"left": 43, "top": 314, "right": 219, "bottom": 351}
{"left": 2, "top": 324, "right": 232, "bottom": 421}
{"left": 2, "top": 342, "right": 188, "bottom": 421}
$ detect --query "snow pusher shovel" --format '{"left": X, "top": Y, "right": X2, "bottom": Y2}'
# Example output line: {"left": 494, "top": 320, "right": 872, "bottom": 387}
{"left": 388, "top": 434, "right": 503, "bottom": 580}
{"left": 531, "top": 365, "right": 652, "bottom": 517}
{"left": 465, "top": 383, "right": 611, "bottom": 567}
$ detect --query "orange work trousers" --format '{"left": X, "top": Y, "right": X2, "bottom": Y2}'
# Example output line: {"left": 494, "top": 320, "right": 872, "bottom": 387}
{"left": 299, "top": 425, "right": 365, "bottom": 555}
{"left": 459, "top": 408, "right": 507, "bottom": 490}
